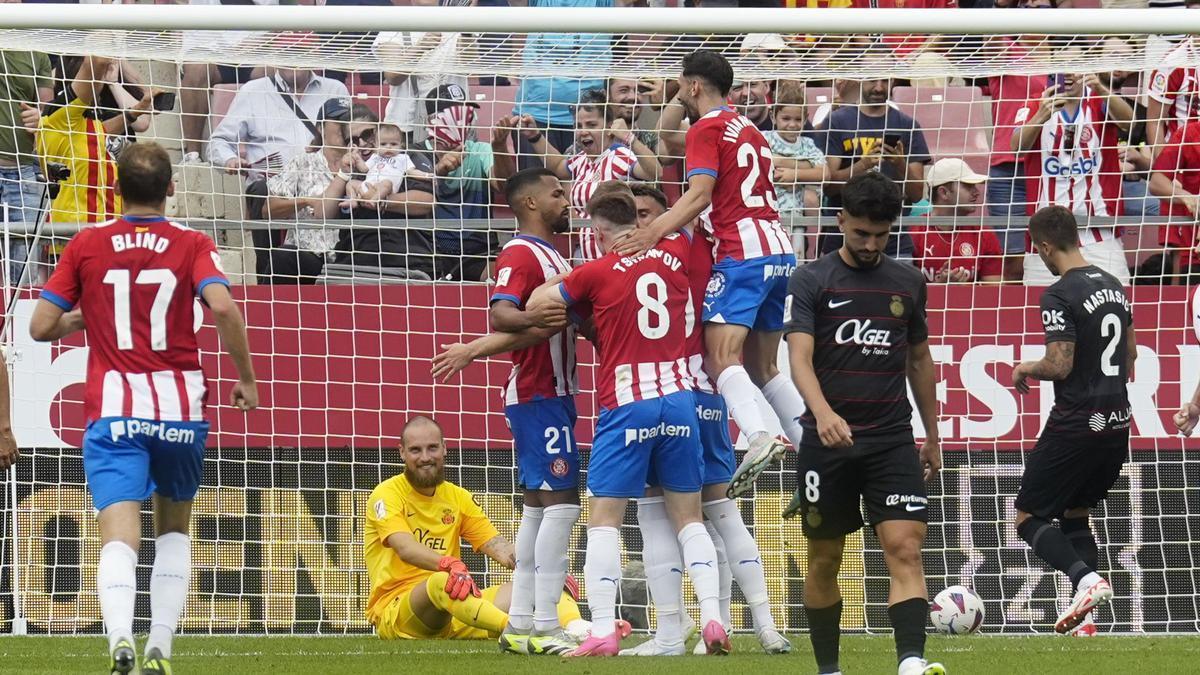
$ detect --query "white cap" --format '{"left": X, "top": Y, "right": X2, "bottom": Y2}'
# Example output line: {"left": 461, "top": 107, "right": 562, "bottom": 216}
{"left": 741, "top": 33, "right": 788, "bottom": 52}
{"left": 927, "top": 158, "right": 987, "bottom": 189}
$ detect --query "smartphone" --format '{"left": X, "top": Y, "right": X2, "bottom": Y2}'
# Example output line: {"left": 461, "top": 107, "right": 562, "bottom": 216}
{"left": 1053, "top": 73, "right": 1068, "bottom": 93}
{"left": 883, "top": 133, "right": 902, "bottom": 149}
{"left": 152, "top": 91, "right": 176, "bottom": 112}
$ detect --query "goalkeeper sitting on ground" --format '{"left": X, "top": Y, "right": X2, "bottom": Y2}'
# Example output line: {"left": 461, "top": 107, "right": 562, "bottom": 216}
{"left": 365, "top": 415, "right": 584, "bottom": 640}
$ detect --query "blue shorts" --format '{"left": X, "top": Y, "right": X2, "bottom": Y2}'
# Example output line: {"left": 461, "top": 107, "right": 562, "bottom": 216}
{"left": 695, "top": 391, "right": 735, "bottom": 486}
{"left": 589, "top": 391, "right": 702, "bottom": 498}
{"left": 83, "top": 417, "right": 210, "bottom": 511}
{"left": 704, "top": 253, "right": 796, "bottom": 331}
{"left": 505, "top": 396, "right": 580, "bottom": 492}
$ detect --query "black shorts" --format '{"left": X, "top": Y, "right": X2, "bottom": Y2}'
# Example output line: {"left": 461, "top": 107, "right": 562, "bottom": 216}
{"left": 795, "top": 438, "right": 927, "bottom": 539}
{"left": 216, "top": 64, "right": 258, "bottom": 86}
{"left": 1014, "top": 434, "right": 1129, "bottom": 519}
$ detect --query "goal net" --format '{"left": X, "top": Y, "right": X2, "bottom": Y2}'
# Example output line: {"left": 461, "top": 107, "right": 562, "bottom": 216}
{"left": 1, "top": 5, "right": 1199, "bottom": 637}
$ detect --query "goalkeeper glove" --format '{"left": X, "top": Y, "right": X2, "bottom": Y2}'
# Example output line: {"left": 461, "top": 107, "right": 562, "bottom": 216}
{"left": 438, "top": 556, "right": 480, "bottom": 601}
{"left": 564, "top": 573, "right": 580, "bottom": 601}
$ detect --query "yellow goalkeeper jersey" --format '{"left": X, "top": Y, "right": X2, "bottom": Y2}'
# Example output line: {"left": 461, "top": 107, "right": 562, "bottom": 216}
{"left": 363, "top": 473, "right": 499, "bottom": 625}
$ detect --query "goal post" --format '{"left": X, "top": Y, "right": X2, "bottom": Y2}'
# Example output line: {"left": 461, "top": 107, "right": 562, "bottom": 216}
{"left": 0, "top": 6, "right": 1199, "bottom": 638}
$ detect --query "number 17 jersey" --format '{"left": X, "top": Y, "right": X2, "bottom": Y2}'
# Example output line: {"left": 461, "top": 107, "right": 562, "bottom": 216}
{"left": 41, "top": 215, "right": 230, "bottom": 424}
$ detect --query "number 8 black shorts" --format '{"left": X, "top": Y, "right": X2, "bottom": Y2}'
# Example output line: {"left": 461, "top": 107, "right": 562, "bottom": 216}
{"left": 795, "top": 438, "right": 928, "bottom": 540}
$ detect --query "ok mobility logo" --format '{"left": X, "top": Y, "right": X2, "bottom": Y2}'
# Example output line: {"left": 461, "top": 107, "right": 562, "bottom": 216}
{"left": 625, "top": 422, "right": 692, "bottom": 446}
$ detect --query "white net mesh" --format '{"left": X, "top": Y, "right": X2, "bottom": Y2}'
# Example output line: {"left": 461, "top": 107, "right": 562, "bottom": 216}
{"left": 1, "top": 8, "right": 1199, "bottom": 637}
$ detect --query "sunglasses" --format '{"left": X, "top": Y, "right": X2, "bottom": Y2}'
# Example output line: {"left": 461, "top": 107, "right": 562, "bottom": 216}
{"left": 352, "top": 130, "right": 376, "bottom": 145}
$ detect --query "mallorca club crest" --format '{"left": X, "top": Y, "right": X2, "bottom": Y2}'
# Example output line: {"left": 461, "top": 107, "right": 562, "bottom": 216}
{"left": 441, "top": 508, "right": 456, "bottom": 525}
{"left": 890, "top": 295, "right": 905, "bottom": 318}
{"left": 550, "top": 457, "right": 569, "bottom": 478}
{"left": 806, "top": 506, "right": 822, "bottom": 529}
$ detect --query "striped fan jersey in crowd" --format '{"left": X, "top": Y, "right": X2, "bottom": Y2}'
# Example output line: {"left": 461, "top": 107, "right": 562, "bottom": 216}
{"left": 567, "top": 144, "right": 638, "bottom": 262}
{"left": 1148, "top": 40, "right": 1200, "bottom": 143}
{"left": 687, "top": 229, "right": 716, "bottom": 395}
{"left": 559, "top": 232, "right": 695, "bottom": 410}
{"left": 40, "top": 215, "right": 230, "bottom": 423}
{"left": 490, "top": 234, "right": 579, "bottom": 406}
{"left": 1019, "top": 89, "right": 1122, "bottom": 247}
{"left": 685, "top": 106, "right": 792, "bottom": 261}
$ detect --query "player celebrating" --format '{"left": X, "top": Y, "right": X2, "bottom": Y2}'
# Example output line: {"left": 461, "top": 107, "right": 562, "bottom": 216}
{"left": 1011, "top": 206, "right": 1135, "bottom": 635}
{"left": 364, "top": 416, "right": 586, "bottom": 641}
{"left": 526, "top": 188, "right": 727, "bottom": 657}
{"left": 29, "top": 142, "right": 258, "bottom": 675}
{"left": 488, "top": 168, "right": 585, "bottom": 655}
{"left": 618, "top": 184, "right": 789, "bottom": 656}
{"left": 782, "top": 173, "right": 944, "bottom": 675}
{"left": 615, "top": 49, "right": 806, "bottom": 499}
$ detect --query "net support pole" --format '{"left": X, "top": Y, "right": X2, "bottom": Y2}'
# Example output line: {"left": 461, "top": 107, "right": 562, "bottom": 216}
{"left": 0, "top": 6, "right": 1199, "bottom": 35}
{"left": 1, "top": 203, "right": 21, "bottom": 636}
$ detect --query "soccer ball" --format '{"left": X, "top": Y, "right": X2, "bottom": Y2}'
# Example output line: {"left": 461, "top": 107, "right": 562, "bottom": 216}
{"left": 930, "top": 585, "right": 985, "bottom": 635}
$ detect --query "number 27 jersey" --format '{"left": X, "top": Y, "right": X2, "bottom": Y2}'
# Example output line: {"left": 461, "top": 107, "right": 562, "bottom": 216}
{"left": 41, "top": 216, "right": 230, "bottom": 424}
{"left": 686, "top": 107, "right": 791, "bottom": 262}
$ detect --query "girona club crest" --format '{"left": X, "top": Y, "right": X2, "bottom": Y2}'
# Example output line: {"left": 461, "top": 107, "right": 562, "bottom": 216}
{"left": 550, "top": 457, "right": 569, "bottom": 478}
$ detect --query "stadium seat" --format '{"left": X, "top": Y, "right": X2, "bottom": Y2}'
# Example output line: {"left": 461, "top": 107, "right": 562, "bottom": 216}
{"left": 321, "top": 263, "right": 432, "bottom": 284}
{"left": 349, "top": 82, "right": 390, "bottom": 122}
{"left": 891, "top": 86, "right": 993, "bottom": 177}
{"left": 209, "top": 83, "right": 240, "bottom": 134}
{"left": 473, "top": 83, "right": 519, "bottom": 137}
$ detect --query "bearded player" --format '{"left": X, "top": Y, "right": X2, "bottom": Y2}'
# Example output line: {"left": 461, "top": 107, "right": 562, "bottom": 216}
{"left": 526, "top": 187, "right": 728, "bottom": 656}
{"left": 29, "top": 142, "right": 258, "bottom": 675}
{"left": 364, "top": 416, "right": 585, "bottom": 640}
{"left": 1011, "top": 206, "right": 1136, "bottom": 636}
{"left": 615, "top": 49, "right": 806, "bottom": 499}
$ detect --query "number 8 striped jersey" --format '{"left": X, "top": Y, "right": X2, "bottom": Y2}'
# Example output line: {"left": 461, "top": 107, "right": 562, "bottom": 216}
{"left": 558, "top": 232, "right": 694, "bottom": 410}
{"left": 40, "top": 215, "right": 230, "bottom": 424}
{"left": 685, "top": 106, "right": 792, "bottom": 261}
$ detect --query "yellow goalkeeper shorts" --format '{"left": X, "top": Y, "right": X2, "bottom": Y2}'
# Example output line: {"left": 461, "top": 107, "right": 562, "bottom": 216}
{"left": 375, "top": 583, "right": 503, "bottom": 640}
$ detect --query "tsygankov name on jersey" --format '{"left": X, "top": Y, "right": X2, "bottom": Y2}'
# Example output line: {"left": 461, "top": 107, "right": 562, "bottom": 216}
{"left": 613, "top": 242, "right": 684, "bottom": 273}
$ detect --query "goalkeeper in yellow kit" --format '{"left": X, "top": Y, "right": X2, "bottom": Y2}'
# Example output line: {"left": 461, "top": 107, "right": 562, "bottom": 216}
{"left": 365, "top": 416, "right": 583, "bottom": 640}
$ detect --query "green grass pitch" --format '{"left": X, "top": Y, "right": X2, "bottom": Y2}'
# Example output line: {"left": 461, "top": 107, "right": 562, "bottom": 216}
{"left": 3, "top": 635, "right": 1200, "bottom": 674}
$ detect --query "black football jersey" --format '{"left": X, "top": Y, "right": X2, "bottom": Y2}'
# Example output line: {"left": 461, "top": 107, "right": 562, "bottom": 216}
{"left": 1039, "top": 265, "right": 1133, "bottom": 438}
{"left": 784, "top": 252, "right": 929, "bottom": 441}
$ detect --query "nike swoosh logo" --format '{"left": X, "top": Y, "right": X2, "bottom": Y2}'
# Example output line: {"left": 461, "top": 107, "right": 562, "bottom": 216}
{"left": 827, "top": 299, "right": 852, "bottom": 308}
{"left": 406, "top": 511, "right": 417, "bottom": 518}
{"left": 905, "top": 504, "right": 926, "bottom": 512}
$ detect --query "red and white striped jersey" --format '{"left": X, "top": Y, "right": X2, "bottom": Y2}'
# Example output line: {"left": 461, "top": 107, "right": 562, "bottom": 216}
{"left": 490, "top": 235, "right": 579, "bottom": 406}
{"left": 1148, "top": 40, "right": 1200, "bottom": 143}
{"left": 686, "top": 107, "right": 791, "bottom": 261}
{"left": 559, "top": 232, "right": 694, "bottom": 410}
{"left": 40, "top": 215, "right": 229, "bottom": 424}
{"left": 687, "top": 230, "right": 716, "bottom": 395}
{"left": 567, "top": 145, "right": 638, "bottom": 263}
{"left": 1021, "top": 91, "right": 1122, "bottom": 246}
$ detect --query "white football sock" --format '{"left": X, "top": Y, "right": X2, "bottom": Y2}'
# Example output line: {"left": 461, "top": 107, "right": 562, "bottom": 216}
{"left": 508, "top": 505, "right": 542, "bottom": 633}
{"left": 677, "top": 521, "right": 721, "bottom": 627}
{"left": 533, "top": 503, "right": 580, "bottom": 633}
{"left": 762, "top": 372, "right": 806, "bottom": 449}
{"left": 704, "top": 498, "right": 777, "bottom": 632}
{"left": 703, "top": 520, "right": 732, "bottom": 629}
{"left": 583, "top": 526, "right": 621, "bottom": 638}
{"left": 147, "top": 533, "right": 191, "bottom": 659}
{"left": 637, "top": 498, "right": 685, "bottom": 646}
{"left": 716, "top": 366, "right": 769, "bottom": 439}
{"left": 98, "top": 541, "right": 138, "bottom": 653}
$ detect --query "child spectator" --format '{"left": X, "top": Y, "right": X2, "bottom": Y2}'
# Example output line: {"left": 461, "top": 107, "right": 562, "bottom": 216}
{"left": 341, "top": 123, "right": 435, "bottom": 210}
{"left": 764, "top": 84, "right": 825, "bottom": 218}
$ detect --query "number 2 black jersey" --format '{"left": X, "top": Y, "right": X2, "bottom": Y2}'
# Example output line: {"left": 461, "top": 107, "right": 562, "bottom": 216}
{"left": 1039, "top": 265, "right": 1133, "bottom": 438}
{"left": 783, "top": 252, "right": 929, "bottom": 442}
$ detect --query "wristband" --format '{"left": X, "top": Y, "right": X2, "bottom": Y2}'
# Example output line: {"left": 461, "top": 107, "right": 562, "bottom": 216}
{"left": 623, "top": 131, "right": 637, "bottom": 146}
{"left": 336, "top": 170, "right": 352, "bottom": 182}
{"left": 527, "top": 131, "right": 543, "bottom": 144}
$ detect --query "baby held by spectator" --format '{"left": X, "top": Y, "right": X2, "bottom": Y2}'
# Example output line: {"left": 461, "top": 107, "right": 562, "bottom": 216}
{"left": 341, "top": 123, "right": 434, "bottom": 209}
{"left": 764, "top": 84, "right": 826, "bottom": 216}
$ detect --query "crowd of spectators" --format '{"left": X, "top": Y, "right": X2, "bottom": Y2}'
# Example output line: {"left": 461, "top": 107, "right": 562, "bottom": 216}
{"left": 3, "top": 0, "right": 1200, "bottom": 287}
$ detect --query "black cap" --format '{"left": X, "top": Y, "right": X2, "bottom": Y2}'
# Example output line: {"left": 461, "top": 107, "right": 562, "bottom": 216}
{"left": 424, "top": 84, "right": 480, "bottom": 116}
{"left": 318, "top": 96, "right": 352, "bottom": 122}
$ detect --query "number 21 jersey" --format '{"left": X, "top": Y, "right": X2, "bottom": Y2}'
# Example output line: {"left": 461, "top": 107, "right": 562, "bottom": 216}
{"left": 41, "top": 215, "right": 230, "bottom": 423}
